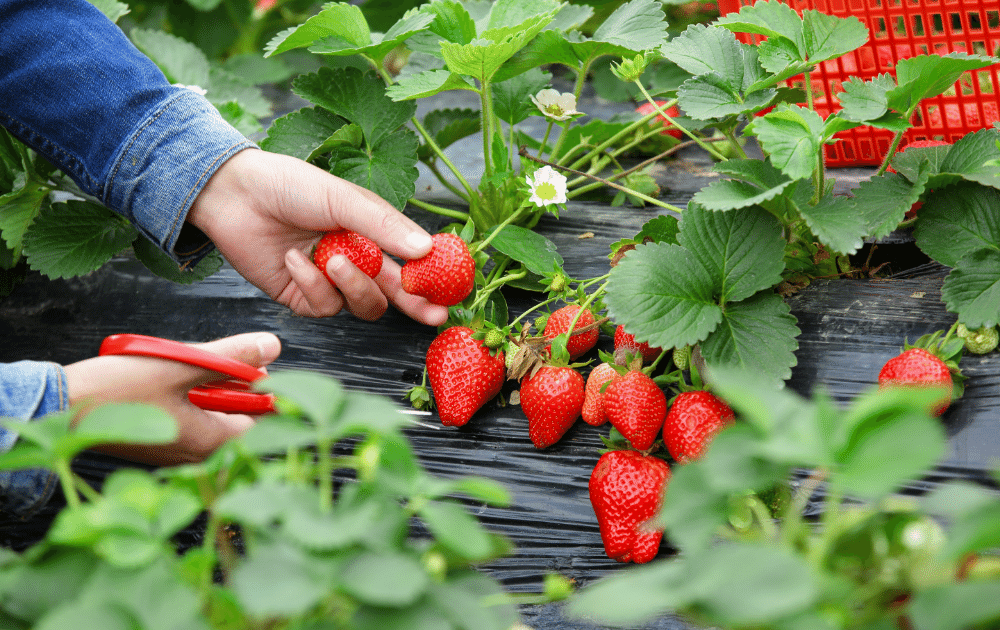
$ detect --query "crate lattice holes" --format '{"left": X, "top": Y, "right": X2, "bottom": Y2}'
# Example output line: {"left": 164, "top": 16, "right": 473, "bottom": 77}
{"left": 718, "top": 0, "right": 1000, "bottom": 166}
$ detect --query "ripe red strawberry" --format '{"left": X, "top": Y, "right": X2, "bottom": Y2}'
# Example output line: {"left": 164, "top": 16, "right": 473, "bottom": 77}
{"left": 401, "top": 233, "right": 475, "bottom": 307}
{"left": 604, "top": 370, "right": 667, "bottom": 452}
{"left": 582, "top": 362, "right": 617, "bottom": 426}
{"left": 878, "top": 347, "right": 953, "bottom": 416}
{"left": 312, "top": 229, "right": 383, "bottom": 285}
{"left": 426, "top": 326, "right": 505, "bottom": 427}
{"left": 520, "top": 366, "right": 585, "bottom": 448}
{"left": 613, "top": 325, "right": 662, "bottom": 364}
{"left": 543, "top": 305, "right": 599, "bottom": 360}
{"left": 663, "top": 390, "right": 735, "bottom": 464}
{"left": 589, "top": 450, "right": 671, "bottom": 563}
{"left": 635, "top": 101, "right": 683, "bottom": 139}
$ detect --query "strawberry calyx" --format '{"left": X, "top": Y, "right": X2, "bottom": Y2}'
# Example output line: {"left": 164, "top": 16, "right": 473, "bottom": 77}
{"left": 598, "top": 427, "right": 669, "bottom": 460}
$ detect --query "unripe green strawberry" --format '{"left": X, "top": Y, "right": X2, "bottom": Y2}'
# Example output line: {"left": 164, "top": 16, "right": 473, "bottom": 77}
{"left": 663, "top": 390, "right": 734, "bottom": 464}
{"left": 521, "top": 365, "right": 585, "bottom": 448}
{"left": 878, "top": 347, "right": 953, "bottom": 415}
{"left": 604, "top": 370, "right": 667, "bottom": 451}
{"left": 426, "top": 326, "right": 505, "bottom": 427}
{"left": 543, "top": 304, "right": 599, "bottom": 360}
{"left": 589, "top": 450, "right": 671, "bottom": 563}
{"left": 483, "top": 328, "right": 506, "bottom": 350}
{"left": 671, "top": 346, "right": 691, "bottom": 371}
{"left": 957, "top": 324, "right": 999, "bottom": 355}
{"left": 401, "top": 233, "right": 475, "bottom": 307}
{"left": 582, "top": 362, "right": 617, "bottom": 426}
{"left": 312, "top": 229, "right": 383, "bottom": 285}
{"left": 613, "top": 325, "right": 662, "bottom": 364}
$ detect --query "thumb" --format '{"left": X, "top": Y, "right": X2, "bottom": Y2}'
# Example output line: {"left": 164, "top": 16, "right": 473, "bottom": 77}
{"left": 191, "top": 333, "right": 282, "bottom": 380}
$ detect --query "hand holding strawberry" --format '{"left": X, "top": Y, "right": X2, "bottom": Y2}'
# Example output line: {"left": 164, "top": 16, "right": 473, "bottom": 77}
{"left": 589, "top": 449, "right": 671, "bottom": 563}
{"left": 425, "top": 326, "right": 505, "bottom": 427}
{"left": 312, "top": 229, "right": 383, "bottom": 285}
{"left": 401, "top": 232, "right": 475, "bottom": 307}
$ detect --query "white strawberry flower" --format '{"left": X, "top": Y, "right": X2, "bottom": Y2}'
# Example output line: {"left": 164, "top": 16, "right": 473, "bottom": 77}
{"left": 530, "top": 89, "right": 581, "bottom": 121}
{"left": 527, "top": 165, "right": 568, "bottom": 207}
{"left": 172, "top": 83, "right": 208, "bottom": 96}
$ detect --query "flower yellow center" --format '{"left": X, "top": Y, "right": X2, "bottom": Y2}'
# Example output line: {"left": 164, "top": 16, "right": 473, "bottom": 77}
{"left": 544, "top": 104, "right": 564, "bottom": 116}
{"left": 535, "top": 182, "right": 558, "bottom": 201}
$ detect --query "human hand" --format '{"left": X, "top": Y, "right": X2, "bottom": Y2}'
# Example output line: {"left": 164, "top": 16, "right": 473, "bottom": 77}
{"left": 186, "top": 149, "right": 449, "bottom": 325}
{"left": 63, "top": 332, "right": 281, "bottom": 465}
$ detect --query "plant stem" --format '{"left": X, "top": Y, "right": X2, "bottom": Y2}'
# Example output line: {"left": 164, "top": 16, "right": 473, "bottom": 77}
{"left": 746, "top": 494, "right": 780, "bottom": 542}
{"left": 72, "top": 476, "right": 100, "bottom": 503}
{"left": 634, "top": 82, "right": 728, "bottom": 161}
{"left": 782, "top": 468, "right": 828, "bottom": 549}
{"left": 510, "top": 295, "right": 561, "bottom": 328}
{"left": 55, "top": 459, "right": 79, "bottom": 509}
{"left": 548, "top": 59, "right": 594, "bottom": 163}
{"left": 407, "top": 197, "right": 470, "bottom": 221}
{"left": 410, "top": 116, "right": 479, "bottom": 201}
{"left": 538, "top": 120, "right": 555, "bottom": 158}
{"left": 808, "top": 483, "right": 844, "bottom": 570}
{"left": 722, "top": 126, "right": 748, "bottom": 159}
{"left": 481, "top": 80, "right": 496, "bottom": 179}
{"left": 427, "top": 161, "right": 471, "bottom": 204}
{"left": 876, "top": 129, "right": 907, "bottom": 176}
{"left": 317, "top": 438, "right": 334, "bottom": 513}
{"left": 469, "top": 270, "right": 528, "bottom": 312}
{"left": 473, "top": 202, "right": 531, "bottom": 254}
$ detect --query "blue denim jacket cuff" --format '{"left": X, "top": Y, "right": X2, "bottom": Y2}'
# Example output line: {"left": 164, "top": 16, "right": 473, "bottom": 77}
{"left": 0, "top": 362, "right": 65, "bottom": 519}
{"left": 103, "top": 88, "right": 257, "bottom": 264}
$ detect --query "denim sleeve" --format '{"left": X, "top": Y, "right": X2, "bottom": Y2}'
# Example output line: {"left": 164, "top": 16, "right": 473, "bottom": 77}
{"left": 0, "top": 362, "right": 65, "bottom": 519}
{"left": 0, "top": 0, "right": 257, "bottom": 263}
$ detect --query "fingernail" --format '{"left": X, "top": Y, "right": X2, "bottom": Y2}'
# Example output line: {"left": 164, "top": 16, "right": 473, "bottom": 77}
{"left": 256, "top": 334, "right": 280, "bottom": 358}
{"left": 404, "top": 231, "right": 433, "bottom": 256}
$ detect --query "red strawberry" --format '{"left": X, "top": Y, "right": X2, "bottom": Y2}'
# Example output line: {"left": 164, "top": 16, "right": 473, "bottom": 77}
{"left": 312, "top": 229, "right": 383, "bottom": 285}
{"left": 878, "top": 347, "right": 953, "bottom": 416}
{"left": 604, "top": 370, "right": 667, "bottom": 452}
{"left": 543, "top": 305, "right": 599, "bottom": 360}
{"left": 613, "top": 325, "right": 662, "bottom": 364}
{"left": 582, "top": 362, "right": 617, "bottom": 426}
{"left": 426, "top": 326, "right": 505, "bottom": 427}
{"left": 635, "top": 101, "right": 683, "bottom": 139}
{"left": 520, "top": 366, "right": 585, "bottom": 448}
{"left": 401, "top": 233, "right": 475, "bottom": 307}
{"left": 886, "top": 139, "right": 951, "bottom": 219}
{"left": 589, "top": 450, "right": 671, "bottom": 563}
{"left": 663, "top": 390, "right": 735, "bottom": 464}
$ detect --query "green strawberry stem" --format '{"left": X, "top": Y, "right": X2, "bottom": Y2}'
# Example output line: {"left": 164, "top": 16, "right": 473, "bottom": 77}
{"left": 510, "top": 295, "right": 562, "bottom": 329}
{"left": 473, "top": 201, "right": 533, "bottom": 255}
{"left": 808, "top": 482, "right": 844, "bottom": 570}
{"left": 468, "top": 270, "right": 528, "bottom": 312}
{"left": 642, "top": 348, "right": 670, "bottom": 375}
{"left": 781, "top": 468, "right": 828, "bottom": 548}
{"left": 407, "top": 197, "right": 470, "bottom": 221}
{"left": 876, "top": 129, "right": 908, "bottom": 176}
{"left": 634, "top": 83, "right": 727, "bottom": 162}
{"left": 54, "top": 458, "right": 79, "bottom": 509}
{"left": 744, "top": 494, "right": 780, "bottom": 541}
{"left": 538, "top": 118, "right": 555, "bottom": 158}
{"left": 563, "top": 104, "right": 678, "bottom": 172}
{"left": 567, "top": 134, "right": 712, "bottom": 195}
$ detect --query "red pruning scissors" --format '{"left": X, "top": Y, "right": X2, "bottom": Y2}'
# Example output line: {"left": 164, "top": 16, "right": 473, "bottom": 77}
{"left": 98, "top": 334, "right": 277, "bottom": 415}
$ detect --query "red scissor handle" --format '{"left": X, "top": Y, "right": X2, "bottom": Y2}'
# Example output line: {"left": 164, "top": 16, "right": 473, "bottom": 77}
{"left": 99, "top": 334, "right": 276, "bottom": 414}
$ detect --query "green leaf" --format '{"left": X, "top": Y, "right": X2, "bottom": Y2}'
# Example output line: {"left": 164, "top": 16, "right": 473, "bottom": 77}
{"left": 418, "top": 108, "right": 481, "bottom": 158}
{"left": 341, "top": 551, "right": 429, "bottom": 607}
{"left": 566, "top": 561, "right": 694, "bottom": 626}
{"left": 692, "top": 158, "right": 794, "bottom": 211}
{"left": 941, "top": 248, "right": 1000, "bottom": 329}
{"left": 795, "top": 192, "right": 868, "bottom": 255}
{"left": 328, "top": 127, "right": 420, "bottom": 211}
{"left": 129, "top": 29, "right": 210, "bottom": 88}
{"left": 34, "top": 601, "right": 133, "bottom": 630}
{"left": 637, "top": 214, "right": 680, "bottom": 245}
{"left": 231, "top": 539, "right": 332, "bottom": 618}
{"left": 851, "top": 170, "right": 928, "bottom": 242}
{"left": 605, "top": 241, "right": 722, "bottom": 351}
{"left": 265, "top": 2, "right": 370, "bottom": 57}
{"left": 87, "top": 0, "right": 130, "bottom": 23}
{"left": 491, "top": 68, "right": 550, "bottom": 125}
{"left": 418, "top": 500, "right": 495, "bottom": 561}
{"left": 678, "top": 72, "right": 775, "bottom": 121}
{"left": 0, "top": 175, "right": 48, "bottom": 258}
{"left": 483, "top": 224, "right": 562, "bottom": 276}
{"left": 837, "top": 74, "right": 895, "bottom": 123}
{"left": 310, "top": 7, "right": 435, "bottom": 67}
{"left": 915, "top": 182, "right": 1000, "bottom": 268}
{"left": 715, "top": 1, "right": 805, "bottom": 54}
{"left": 938, "top": 127, "right": 1000, "bottom": 190}
{"left": 387, "top": 69, "right": 478, "bottom": 101}
{"left": 700, "top": 291, "right": 800, "bottom": 387}
{"left": 660, "top": 24, "right": 745, "bottom": 88}
{"left": 888, "top": 53, "right": 1000, "bottom": 113}
{"left": 205, "top": 67, "right": 272, "bottom": 119}
{"left": 132, "top": 238, "right": 222, "bottom": 284}
{"left": 441, "top": 9, "right": 555, "bottom": 84}
{"left": 484, "top": 0, "right": 562, "bottom": 31}
{"left": 22, "top": 200, "right": 137, "bottom": 279}
{"left": 677, "top": 204, "right": 786, "bottom": 303}
{"left": 214, "top": 101, "right": 264, "bottom": 138}
{"left": 293, "top": 67, "right": 416, "bottom": 146}
{"left": 800, "top": 8, "right": 868, "bottom": 63}
{"left": 259, "top": 371, "right": 345, "bottom": 429}
{"left": 220, "top": 53, "right": 296, "bottom": 86}
{"left": 423, "top": 0, "right": 478, "bottom": 46}
{"left": 260, "top": 107, "right": 347, "bottom": 162}
{"left": 749, "top": 104, "right": 825, "bottom": 181}
{"left": 656, "top": 461, "right": 731, "bottom": 551}
{"left": 428, "top": 570, "right": 518, "bottom": 630}
{"left": 909, "top": 581, "right": 1000, "bottom": 630}
{"left": 590, "top": 0, "right": 668, "bottom": 52}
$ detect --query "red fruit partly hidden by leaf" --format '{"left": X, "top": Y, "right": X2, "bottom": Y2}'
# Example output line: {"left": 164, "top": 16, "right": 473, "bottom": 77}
{"left": 886, "top": 139, "right": 951, "bottom": 219}
{"left": 604, "top": 371, "right": 667, "bottom": 452}
{"left": 521, "top": 366, "right": 585, "bottom": 448}
{"left": 613, "top": 325, "right": 662, "bottom": 364}
{"left": 543, "top": 305, "right": 599, "bottom": 360}
{"left": 662, "top": 390, "right": 735, "bottom": 464}
{"left": 635, "top": 100, "right": 683, "bottom": 139}
{"left": 582, "top": 362, "right": 617, "bottom": 426}
{"left": 426, "top": 326, "right": 505, "bottom": 427}
{"left": 878, "top": 347, "right": 953, "bottom": 416}
{"left": 312, "top": 229, "right": 383, "bottom": 285}
{"left": 589, "top": 450, "right": 671, "bottom": 563}
{"left": 401, "top": 233, "right": 475, "bottom": 307}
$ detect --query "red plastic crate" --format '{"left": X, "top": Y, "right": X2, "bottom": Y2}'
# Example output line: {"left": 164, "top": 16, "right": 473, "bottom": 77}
{"left": 718, "top": 0, "right": 1000, "bottom": 167}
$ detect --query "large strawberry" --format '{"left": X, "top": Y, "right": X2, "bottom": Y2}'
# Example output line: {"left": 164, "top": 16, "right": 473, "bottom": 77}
{"left": 401, "top": 233, "right": 475, "bottom": 307}
{"left": 613, "top": 325, "right": 662, "bottom": 364}
{"left": 662, "top": 390, "right": 735, "bottom": 464}
{"left": 878, "top": 347, "right": 954, "bottom": 416}
{"left": 589, "top": 449, "right": 671, "bottom": 563}
{"left": 635, "top": 100, "right": 683, "bottom": 139}
{"left": 426, "top": 326, "right": 505, "bottom": 427}
{"left": 603, "top": 370, "right": 667, "bottom": 452}
{"left": 582, "top": 362, "right": 617, "bottom": 426}
{"left": 312, "top": 229, "right": 383, "bottom": 285}
{"left": 520, "top": 365, "right": 585, "bottom": 448}
{"left": 543, "top": 304, "right": 599, "bottom": 360}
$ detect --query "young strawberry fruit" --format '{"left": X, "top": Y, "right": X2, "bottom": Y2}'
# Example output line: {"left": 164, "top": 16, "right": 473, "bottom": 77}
{"left": 582, "top": 362, "right": 618, "bottom": 426}
{"left": 312, "top": 229, "right": 383, "bottom": 285}
{"left": 635, "top": 100, "right": 683, "bottom": 139}
{"left": 663, "top": 390, "right": 735, "bottom": 464}
{"left": 543, "top": 304, "right": 599, "bottom": 360}
{"left": 604, "top": 370, "right": 667, "bottom": 452}
{"left": 878, "top": 347, "right": 954, "bottom": 415}
{"left": 589, "top": 449, "right": 671, "bottom": 563}
{"left": 401, "top": 233, "right": 475, "bottom": 307}
{"left": 520, "top": 365, "right": 585, "bottom": 448}
{"left": 613, "top": 325, "right": 662, "bottom": 364}
{"left": 426, "top": 326, "right": 505, "bottom": 427}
